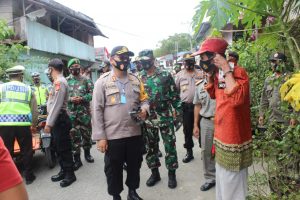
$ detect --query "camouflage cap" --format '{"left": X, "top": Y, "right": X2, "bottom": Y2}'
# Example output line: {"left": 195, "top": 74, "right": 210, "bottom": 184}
{"left": 182, "top": 52, "right": 195, "bottom": 61}
{"left": 67, "top": 58, "right": 80, "bottom": 68}
{"left": 138, "top": 49, "right": 154, "bottom": 61}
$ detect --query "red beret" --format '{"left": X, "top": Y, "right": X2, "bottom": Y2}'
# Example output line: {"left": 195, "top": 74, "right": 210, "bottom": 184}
{"left": 192, "top": 38, "right": 228, "bottom": 56}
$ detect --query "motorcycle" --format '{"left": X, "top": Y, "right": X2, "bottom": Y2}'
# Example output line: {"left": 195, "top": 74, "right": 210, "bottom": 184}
{"left": 13, "top": 105, "right": 56, "bottom": 168}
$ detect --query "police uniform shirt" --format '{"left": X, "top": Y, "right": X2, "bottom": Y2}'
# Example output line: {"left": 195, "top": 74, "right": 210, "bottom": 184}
{"left": 46, "top": 74, "right": 69, "bottom": 127}
{"left": 91, "top": 71, "right": 149, "bottom": 141}
{"left": 193, "top": 80, "right": 216, "bottom": 118}
{"left": 175, "top": 69, "right": 203, "bottom": 103}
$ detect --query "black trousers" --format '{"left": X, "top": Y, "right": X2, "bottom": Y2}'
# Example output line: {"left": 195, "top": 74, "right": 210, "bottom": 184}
{"left": 182, "top": 102, "right": 195, "bottom": 149}
{"left": 52, "top": 112, "right": 74, "bottom": 172}
{"left": 0, "top": 126, "right": 33, "bottom": 177}
{"left": 104, "top": 136, "right": 143, "bottom": 196}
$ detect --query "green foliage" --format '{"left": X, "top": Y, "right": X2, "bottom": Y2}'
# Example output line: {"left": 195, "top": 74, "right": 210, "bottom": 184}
{"left": 192, "top": 0, "right": 300, "bottom": 69}
{"left": 230, "top": 39, "right": 300, "bottom": 199}
{"left": 0, "top": 20, "right": 26, "bottom": 81}
{"left": 153, "top": 33, "right": 195, "bottom": 57}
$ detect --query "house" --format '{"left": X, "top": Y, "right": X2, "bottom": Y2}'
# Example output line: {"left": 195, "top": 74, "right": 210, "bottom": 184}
{"left": 0, "top": 0, "right": 107, "bottom": 83}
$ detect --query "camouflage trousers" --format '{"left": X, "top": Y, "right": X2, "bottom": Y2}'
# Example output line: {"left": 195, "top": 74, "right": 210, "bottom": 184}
{"left": 69, "top": 119, "right": 92, "bottom": 155}
{"left": 144, "top": 123, "right": 178, "bottom": 170}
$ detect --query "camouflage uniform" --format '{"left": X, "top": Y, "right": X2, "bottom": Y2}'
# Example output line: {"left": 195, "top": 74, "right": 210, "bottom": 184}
{"left": 141, "top": 68, "right": 182, "bottom": 170}
{"left": 67, "top": 74, "right": 94, "bottom": 155}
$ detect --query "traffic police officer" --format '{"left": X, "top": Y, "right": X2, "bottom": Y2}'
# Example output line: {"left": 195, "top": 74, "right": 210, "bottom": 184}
{"left": 67, "top": 58, "right": 94, "bottom": 170}
{"left": 45, "top": 58, "right": 76, "bottom": 188}
{"left": 31, "top": 72, "right": 48, "bottom": 106}
{"left": 0, "top": 65, "right": 39, "bottom": 184}
{"left": 193, "top": 76, "right": 216, "bottom": 191}
{"left": 175, "top": 52, "right": 203, "bottom": 163}
{"left": 92, "top": 46, "right": 149, "bottom": 200}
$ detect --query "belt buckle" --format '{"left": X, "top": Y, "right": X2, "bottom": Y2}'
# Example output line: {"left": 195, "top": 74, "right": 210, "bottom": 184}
{"left": 210, "top": 117, "right": 215, "bottom": 121}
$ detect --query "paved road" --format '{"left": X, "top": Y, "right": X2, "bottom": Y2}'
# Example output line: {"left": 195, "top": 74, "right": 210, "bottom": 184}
{"left": 26, "top": 128, "right": 215, "bottom": 200}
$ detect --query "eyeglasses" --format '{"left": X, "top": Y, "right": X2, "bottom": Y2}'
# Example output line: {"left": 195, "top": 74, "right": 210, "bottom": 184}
{"left": 116, "top": 54, "right": 130, "bottom": 61}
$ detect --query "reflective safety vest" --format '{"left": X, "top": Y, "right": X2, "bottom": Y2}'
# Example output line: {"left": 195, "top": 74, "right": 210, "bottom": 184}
{"left": 0, "top": 81, "right": 32, "bottom": 126}
{"left": 33, "top": 85, "right": 47, "bottom": 106}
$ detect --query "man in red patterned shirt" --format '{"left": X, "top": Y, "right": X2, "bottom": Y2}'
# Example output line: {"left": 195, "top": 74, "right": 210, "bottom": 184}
{"left": 193, "top": 37, "right": 252, "bottom": 200}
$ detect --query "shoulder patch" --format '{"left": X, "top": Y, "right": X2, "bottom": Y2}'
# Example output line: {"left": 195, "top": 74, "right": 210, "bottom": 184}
{"left": 54, "top": 81, "right": 61, "bottom": 91}
{"left": 100, "top": 71, "right": 111, "bottom": 79}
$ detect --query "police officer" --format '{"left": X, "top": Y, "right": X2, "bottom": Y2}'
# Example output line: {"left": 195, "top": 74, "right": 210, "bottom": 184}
{"left": 45, "top": 58, "right": 76, "bottom": 188}
{"left": 31, "top": 72, "right": 48, "bottom": 106}
{"left": 139, "top": 49, "right": 182, "bottom": 189}
{"left": 259, "top": 52, "right": 296, "bottom": 127}
{"left": 92, "top": 46, "right": 149, "bottom": 200}
{"left": 67, "top": 58, "right": 94, "bottom": 170}
{"left": 175, "top": 53, "right": 203, "bottom": 163}
{"left": 193, "top": 75, "right": 216, "bottom": 191}
{"left": 0, "top": 65, "right": 39, "bottom": 185}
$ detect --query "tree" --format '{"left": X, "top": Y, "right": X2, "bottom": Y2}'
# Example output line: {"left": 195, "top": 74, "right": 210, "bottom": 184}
{"left": 0, "top": 20, "right": 26, "bottom": 81}
{"left": 192, "top": 0, "right": 300, "bottom": 70}
{"left": 154, "top": 33, "right": 196, "bottom": 57}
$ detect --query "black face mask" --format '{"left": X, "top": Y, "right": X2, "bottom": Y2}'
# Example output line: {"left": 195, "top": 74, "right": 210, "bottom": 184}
{"left": 200, "top": 56, "right": 216, "bottom": 73}
{"left": 141, "top": 60, "right": 153, "bottom": 70}
{"left": 185, "top": 61, "right": 195, "bottom": 70}
{"left": 33, "top": 79, "right": 40, "bottom": 84}
{"left": 71, "top": 68, "right": 81, "bottom": 76}
{"left": 114, "top": 60, "right": 130, "bottom": 71}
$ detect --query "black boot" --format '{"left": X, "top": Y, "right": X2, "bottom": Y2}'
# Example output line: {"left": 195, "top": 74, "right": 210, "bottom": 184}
{"left": 168, "top": 170, "right": 177, "bottom": 189}
{"left": 127, "top": 189, "right": 143, "bottom": 200}
{"left": 51, "top": 169, "right": 65, "bottom": 182}
{"left": 113, "top": 195, "right": 121, "bottom": 200}
{"left": 25, "top": 173, "right": 36, "bottom": 185}
{"left": 146, "top": 168, "right": 161, "bottom": 187}
{"left": 73, "top": 154, "right": 83, "bottom": 170}
{"left": 84, "top": 149, "right": 94, "bottom": 163}
{"left": 182, "top": 149, "right": 194, "bottom": 163}
{"left": 60, "top": 171, "right": 76, "bottom": 187}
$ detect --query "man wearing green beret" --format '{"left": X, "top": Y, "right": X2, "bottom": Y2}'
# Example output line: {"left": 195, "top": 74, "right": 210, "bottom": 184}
{"left": 67, "top": 58, "right": 94, "bottom": 170}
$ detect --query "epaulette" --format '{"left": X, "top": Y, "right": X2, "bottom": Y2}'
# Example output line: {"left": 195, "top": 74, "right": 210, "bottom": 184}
{"left": 195, "top": 79, "right": 204, "bottom": 86}
{"left": 128, "top": 72, "right": 141, "bottom": 82}
{"left": 99, "top": 71, "right": 111, "bottom": 79}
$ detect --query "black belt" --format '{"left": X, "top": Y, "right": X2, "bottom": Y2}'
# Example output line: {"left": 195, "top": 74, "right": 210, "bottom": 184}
{"left": 202, "top": 116, "right": 215, "bottom": 121}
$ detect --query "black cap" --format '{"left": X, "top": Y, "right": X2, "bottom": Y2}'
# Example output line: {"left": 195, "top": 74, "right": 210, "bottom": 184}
{"left": 269, "top": 52, "right": 287, "bottom": 62}
{"left": 228, "top": 51, "right": 239, "bottom": 61}
{"left": 111, "top": 46, "right": 134, "bottom": 57}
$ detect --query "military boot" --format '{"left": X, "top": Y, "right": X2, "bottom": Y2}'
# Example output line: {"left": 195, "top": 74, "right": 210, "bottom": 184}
{"left": 73, "top": 154, "right": 83, "bottom": 170}
{"left": 168, "top": 170, "right": 177, "bottom": 189}
{"left": 84, "top": 149, "right": 94, "bottom": 163}
{"left": 60, "top": 170, "right": 76, "bottom": 187}
{"left": 146, "top": 168, "right": 161, "bottom": 187}
{"left": 113, "top": 195, "right": 121, "bottom": 200}
{"left": 51, "top": 169, "right": 65, "bottom": 182}
{"left": 182, "top": 149, "right": 194, "bottom": 163}
{"left": 127, "top": 189, "right": 143, "bottom": 200}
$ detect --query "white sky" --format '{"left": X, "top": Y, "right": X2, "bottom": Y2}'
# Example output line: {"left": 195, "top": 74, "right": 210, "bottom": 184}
{"left": 55, "top": 0, "right": 198, "bottom": 55}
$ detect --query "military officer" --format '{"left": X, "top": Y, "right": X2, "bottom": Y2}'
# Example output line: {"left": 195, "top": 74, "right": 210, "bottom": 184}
{"left": 67, "top": 58, "right": 94, "bottom": 170}
{"left": 0, "top": 65, "right": 39, "bottom": 185}
{"left": 175, "top": 52, "right": 203, "bottom": 163}
{"left": 45, "top": 58, "right": 76, "bottom": 188}
{"left": 139, "top": 49, "right": 182, "bottom": 189}
{"left": 92, "top": 46, "right": 149, "bottom": 200}
{"left": 193, "top": 75, "right": 216, "bottom": 191}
